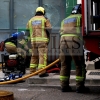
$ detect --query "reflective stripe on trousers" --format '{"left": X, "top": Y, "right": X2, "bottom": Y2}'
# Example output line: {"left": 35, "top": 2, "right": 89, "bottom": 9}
{"left": 60, "top": 76, "right": 69, "bottom": 81}
{"left": 30, "top": 43, "right": 48, "bottom": 69}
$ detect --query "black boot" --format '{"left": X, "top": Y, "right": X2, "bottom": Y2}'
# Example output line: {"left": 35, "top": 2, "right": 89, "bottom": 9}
{"left": 39, "top": 73, "right": 49, "bottom": 77}
{"left": 61, "top": 86, "right": 72, "bottom": 92}
{"left": 76, "top": 86, "right": 90, "bottom": 93}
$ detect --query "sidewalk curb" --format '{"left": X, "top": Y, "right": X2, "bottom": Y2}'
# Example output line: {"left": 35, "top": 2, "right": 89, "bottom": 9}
{"left": 27, "top": 71, "right": 100, "bottom": 86}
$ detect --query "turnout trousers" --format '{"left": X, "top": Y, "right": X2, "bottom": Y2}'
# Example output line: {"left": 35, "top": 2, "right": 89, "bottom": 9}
{"left": 30, "top": 42, "right": 48, "bottom": 74}
{"left": 59, "top": 36, "right": 86, "bottom": 88}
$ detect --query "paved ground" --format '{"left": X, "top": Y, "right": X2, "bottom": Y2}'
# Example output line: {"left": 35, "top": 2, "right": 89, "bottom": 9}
{"left": 0, "top": 68, "right": 100, "bottom": 100}
{"left": 0, "top": 83, "right": 100, "bottom": 100}
{"left": 0, "top": 59, "right": 100, "bottom": 87}
{"left": 0, "top": 53, "right": 100, "bottom": 100}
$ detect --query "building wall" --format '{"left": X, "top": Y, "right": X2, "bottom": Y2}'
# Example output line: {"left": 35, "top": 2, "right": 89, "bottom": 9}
{"left": 66, "top": 0, "right": 77, "bottom": 17}
{"left": 0, "top": 0, "right": 77, "bottom": 63}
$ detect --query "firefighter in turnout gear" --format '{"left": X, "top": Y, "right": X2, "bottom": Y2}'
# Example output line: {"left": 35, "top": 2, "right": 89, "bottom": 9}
{"left": 4, "top": 31, "right": 29, "bottom": 57}
{"left": 59, "top": 4, "right": 89, "bottom": 93}
{"left": 26, "top": 7, "right": 52, "bottom": 77}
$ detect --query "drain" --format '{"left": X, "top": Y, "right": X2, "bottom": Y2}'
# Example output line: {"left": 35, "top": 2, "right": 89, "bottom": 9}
{"left": 89, "top": 72, "right": 100, "bottom": 75}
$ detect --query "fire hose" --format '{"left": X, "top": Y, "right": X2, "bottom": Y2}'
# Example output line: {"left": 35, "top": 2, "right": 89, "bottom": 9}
{"left": 0, "top": 59, "right": 60, "bottom": 85}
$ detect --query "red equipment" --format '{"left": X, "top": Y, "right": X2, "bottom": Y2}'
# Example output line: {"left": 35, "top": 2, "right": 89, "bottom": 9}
{"left": 7, "top": 59, "right": 17, "bottom": 67}
{"left": 0, "top": 41, "right": 4, "bottom": 51}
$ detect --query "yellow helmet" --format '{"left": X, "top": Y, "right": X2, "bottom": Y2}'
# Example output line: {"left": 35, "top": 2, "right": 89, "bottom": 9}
{"left": 36, "top": 7, "right": 45, "bottom": 14}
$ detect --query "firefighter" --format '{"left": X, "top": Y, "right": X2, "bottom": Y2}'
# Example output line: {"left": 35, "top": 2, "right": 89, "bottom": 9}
{"left": 26, "top": 7, "right": 52, "bottom": 77}
{"left": 4, "top": 31, "right": 29, "bottom": 57}
{"left": 59, "top": 4, "right": 89, "bottom": 93}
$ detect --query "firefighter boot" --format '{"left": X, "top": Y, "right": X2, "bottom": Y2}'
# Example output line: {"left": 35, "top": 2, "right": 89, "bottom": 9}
{"left": 76, "top": 85, "right": 90, "bottom": 93}
{"left": 61, "top": 81, "right": 72, "bottom": 92}
{"left": 30, "top": 68, "right": 36, "bottom": 74}
{"left": 76, "top": 82, "right": 90, "bottom": 93}
{"left": 61, "top": 86, "right": 72, "bottom": 92}
{"left": 38, "top": 69, "right": 49, "bottom": 77}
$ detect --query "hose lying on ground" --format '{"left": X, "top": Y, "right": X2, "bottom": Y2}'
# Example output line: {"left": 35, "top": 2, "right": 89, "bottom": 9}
{"left": 0, "top": 59, "right": 60, "bottom": 85}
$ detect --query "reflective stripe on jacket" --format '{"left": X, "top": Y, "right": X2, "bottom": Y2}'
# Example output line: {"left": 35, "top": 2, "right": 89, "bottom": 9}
{"left": 5, "top": 42, "right": 16, "bottom": 47}
{"left": 27, "top": 16, "right": 51, "bottom": 43}
{"left": 60, "top": 14, "right": 82, "bottom": 37}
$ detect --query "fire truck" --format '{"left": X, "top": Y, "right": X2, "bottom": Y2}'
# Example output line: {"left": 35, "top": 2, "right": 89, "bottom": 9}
{"left": 82, "top": 0, "right": 100, "bottom": 69}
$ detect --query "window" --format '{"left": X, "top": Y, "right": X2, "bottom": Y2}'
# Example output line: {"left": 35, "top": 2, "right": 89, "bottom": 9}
{"left": 0, "top": 0, "right": 10, "bottom": 29}
{"left": 14, "top": 0, "right": 38, "bottom": 29}
{"left": 0, "top": 0, "right": 77, "bottom": 31}
{"left": 42, "top": 0, "right": 66, "bottom": 30}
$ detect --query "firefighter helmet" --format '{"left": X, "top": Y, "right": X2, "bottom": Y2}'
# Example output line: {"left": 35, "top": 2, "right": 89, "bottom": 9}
{"left": 71, "top": 4, "right": 81, "bottom": 14}
{"left": 11, "top": 31, "right": 25, "bottom": 39}
{"left": 36, "top": 7, "right": 45, "bottom": 14}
